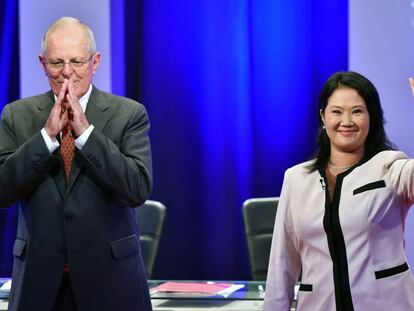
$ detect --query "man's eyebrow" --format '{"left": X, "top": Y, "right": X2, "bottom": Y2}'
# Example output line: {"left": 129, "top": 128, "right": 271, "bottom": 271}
{"left": 48, "top": 57, "right": 85, "bottom": 61}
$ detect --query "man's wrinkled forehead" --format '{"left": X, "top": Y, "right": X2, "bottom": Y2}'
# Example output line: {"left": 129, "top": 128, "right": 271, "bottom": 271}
{"left": 44, "top": 26, "right": 89, "bottom": 58}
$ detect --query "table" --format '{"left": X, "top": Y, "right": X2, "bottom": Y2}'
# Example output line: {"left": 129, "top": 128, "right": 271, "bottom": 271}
{"left": 149, "top": 280, "right": 265, "bottom": 310}
{"left": 0, "top": 278, "right": 8, "bottom": 311}
{"left": 0, "top": 279, "right": 297, "bottom": 310}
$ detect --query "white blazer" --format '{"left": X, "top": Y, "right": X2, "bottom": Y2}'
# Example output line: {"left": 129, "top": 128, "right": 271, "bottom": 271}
{"left": 264, "top": 151, "right": 414, "bottom": 311}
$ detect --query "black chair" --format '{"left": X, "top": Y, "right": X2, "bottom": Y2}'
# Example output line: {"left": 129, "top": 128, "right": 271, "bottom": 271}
{"left": 135, "top": 200, "right": 166, "bottom": 278}
{"left": 242, "top": 197, "right": 279, "bottom": 280}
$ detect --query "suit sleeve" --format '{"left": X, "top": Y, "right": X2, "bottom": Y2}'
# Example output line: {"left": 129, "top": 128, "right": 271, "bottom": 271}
{"left": 78, "top": 102, "right": 152, "bottom": 206}
{"left": 388, "top": 158, "right": 414, "bottom": 207}
{"left": 264, "top": 169, "right": 301, "bottom": 311}
{"left": 0, "top": 104, "right": 58, "bottom": 207}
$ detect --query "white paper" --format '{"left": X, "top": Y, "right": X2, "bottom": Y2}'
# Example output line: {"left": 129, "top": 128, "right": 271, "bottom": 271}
{"left": 0, "top": 280, "right": 11, "bottom": 292}
{"left": 217, "top": 284, "right": 245, "bottom": 298}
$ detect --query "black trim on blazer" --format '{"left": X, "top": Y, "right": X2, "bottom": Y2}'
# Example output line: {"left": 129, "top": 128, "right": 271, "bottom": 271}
{"left": 320, "top": 167, "right": 355, "bottom": 311}
{"left": 353, "top": 180, "right": 386, "bottom": 195}
{"left": 299, "top": 284, "right": 313, "bottom": 292}
{"left": 375, "top": 262, "right": 409, "bottom": 279}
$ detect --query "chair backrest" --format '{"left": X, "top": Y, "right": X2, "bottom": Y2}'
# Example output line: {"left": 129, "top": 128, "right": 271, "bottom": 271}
{"left": 242, "top": 197, "right": 279, "bottom": 280}
{"left": 135, "top": 200, "right": 166, "bottom": 278}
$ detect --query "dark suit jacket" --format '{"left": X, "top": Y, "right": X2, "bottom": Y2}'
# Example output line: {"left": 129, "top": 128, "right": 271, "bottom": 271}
{"left": 0, "top": 86, "right": 153, "bottom": 311}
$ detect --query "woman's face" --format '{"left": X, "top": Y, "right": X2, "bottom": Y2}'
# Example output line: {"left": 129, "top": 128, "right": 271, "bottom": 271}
{"left": 320, "top": 87, "right": 370, "bottom": 155}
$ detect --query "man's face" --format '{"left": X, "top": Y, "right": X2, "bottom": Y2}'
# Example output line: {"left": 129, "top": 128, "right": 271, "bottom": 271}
{"left": 39, "top": 24, "right": 100, "bottom": 99}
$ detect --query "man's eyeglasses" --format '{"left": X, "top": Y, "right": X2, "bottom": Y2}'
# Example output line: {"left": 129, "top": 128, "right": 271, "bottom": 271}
{"left": 44, "top": 55, "right": 94, "bottom": 71}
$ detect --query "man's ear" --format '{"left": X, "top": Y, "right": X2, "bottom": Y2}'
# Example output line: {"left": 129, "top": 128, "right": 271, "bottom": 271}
{"left": 91, "top": 52, "right": 101, "bottom": 75}
{"left": 39, "top": 54, "right": 48, "bottom": 75}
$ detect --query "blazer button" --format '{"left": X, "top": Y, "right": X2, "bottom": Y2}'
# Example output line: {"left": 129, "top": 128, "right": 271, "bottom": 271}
{"left": 64, "top": 214, "right": 74, "bottom": 223}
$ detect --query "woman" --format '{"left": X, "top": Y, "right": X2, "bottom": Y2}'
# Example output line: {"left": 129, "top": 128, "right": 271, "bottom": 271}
{"left": 264, "top": 71, "right": 414, "bottom": 310}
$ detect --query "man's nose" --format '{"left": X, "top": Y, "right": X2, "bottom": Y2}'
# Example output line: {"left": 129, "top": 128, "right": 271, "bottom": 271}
{"left": 61, "top": 63, "right": 74, "bottom": 77}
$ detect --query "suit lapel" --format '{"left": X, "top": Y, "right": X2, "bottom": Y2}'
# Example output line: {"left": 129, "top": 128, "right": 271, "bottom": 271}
{"left": 32, "top": 91, "right": 55, "bottom": 133}
{"left": 65, "top": 87, "right": 111, "bottom": 195}
{"left": 84, "top": 87, "right": 111, "bottom": 133}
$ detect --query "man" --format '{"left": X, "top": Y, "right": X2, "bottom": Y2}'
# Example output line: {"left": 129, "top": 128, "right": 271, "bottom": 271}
{"left": 0, "top": 17, "right": 153, "bottom": 310}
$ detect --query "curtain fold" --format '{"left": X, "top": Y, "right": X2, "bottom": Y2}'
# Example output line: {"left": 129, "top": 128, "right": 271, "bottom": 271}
{"left": 0, "top": 0, "right": 19, "bottom": 277}
{"left": 120, "top": 0, "right": 348, "bottom": 279}
{"left": 0, "top": 0, "right": 347, "bottom": 279}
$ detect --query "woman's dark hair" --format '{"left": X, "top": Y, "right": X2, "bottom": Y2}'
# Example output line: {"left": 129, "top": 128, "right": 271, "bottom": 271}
{"left": 308, "top": 71, "right": 395, "bottom": 172}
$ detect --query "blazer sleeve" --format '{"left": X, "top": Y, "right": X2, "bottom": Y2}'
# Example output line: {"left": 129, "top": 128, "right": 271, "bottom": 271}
{"left": 388, "top": 158, "right": 414, "bottom": 207}
{"left": 0, "top": 104, "right": 58, "bottom": 207}
{"left": 264, "top": 169, "right": 301, "bottom": 311}
{"left": 78, "top": 102, "right": 152, "bottom": 206}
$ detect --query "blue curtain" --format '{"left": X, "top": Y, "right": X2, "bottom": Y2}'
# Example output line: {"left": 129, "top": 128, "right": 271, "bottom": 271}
{"left": 0, "top": 0, "right": 19, "bottom": 277}
{"left": 0, "top": 0, "right": 347, "bottom": 279}
{"left": 117, "top": 0, "right": 348, "bottom": 279}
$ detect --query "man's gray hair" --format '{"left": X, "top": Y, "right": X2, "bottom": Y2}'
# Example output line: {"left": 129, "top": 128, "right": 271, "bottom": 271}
{"left": 40, "top": 16, "right": 97, "bottom": 56}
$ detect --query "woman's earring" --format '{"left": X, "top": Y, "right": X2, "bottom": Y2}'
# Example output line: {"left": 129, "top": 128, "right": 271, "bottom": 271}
{"left": 322, "top": 124, "right": 326, "bottom": 130}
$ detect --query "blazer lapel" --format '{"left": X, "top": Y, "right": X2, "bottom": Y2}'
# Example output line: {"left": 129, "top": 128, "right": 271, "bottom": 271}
{"left": 84, "top": 87, "right": 111, "bottom": 133}
{"left": 32, "top": 91, "right": 54, "bottom": 133}
{"left": 65, "top": 87, "right": 111, "bottom": 195}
